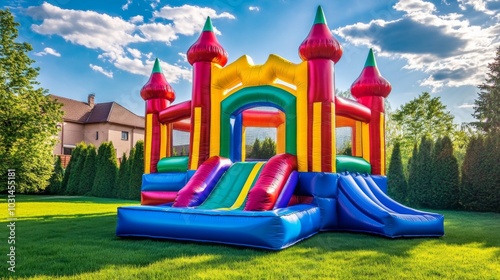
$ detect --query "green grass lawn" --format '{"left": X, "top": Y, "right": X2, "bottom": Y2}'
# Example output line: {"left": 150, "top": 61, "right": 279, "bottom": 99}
{"left": 1, "top": 195, "right": 499, "bottom": 280}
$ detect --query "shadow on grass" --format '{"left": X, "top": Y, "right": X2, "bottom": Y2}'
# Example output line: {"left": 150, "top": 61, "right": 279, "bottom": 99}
{"left": 9, "top": 194, "right": 140, "bottom": 205}
{"left": 4, "top": 214, "right": 268, "bottom": 278}
{"left": 4, "top": 206, "right": 500, "bottom": 278}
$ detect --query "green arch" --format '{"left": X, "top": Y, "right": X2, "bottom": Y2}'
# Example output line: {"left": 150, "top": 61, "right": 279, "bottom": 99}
{"left": 219, "top": 85, "right": 297, "bottom": 158}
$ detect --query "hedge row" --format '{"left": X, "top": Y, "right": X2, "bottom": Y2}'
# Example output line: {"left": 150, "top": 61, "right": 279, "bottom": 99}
{"left": 46, "top": 141, "right": 144, "bottom": 200}
{"left": 388, "top": 134, "right": 500, "bottom": 212}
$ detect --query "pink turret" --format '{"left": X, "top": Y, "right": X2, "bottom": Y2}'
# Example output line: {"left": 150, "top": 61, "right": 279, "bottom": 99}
{"left": 187, "top": 17, "right": 227, "bottom": 169}
{"left": 299, "top": 6, "right": 342, "bottom": 172}
{"left": 299, "top": 6, "right": 343, "bottom": 63}
{"left": 141, "top": 59, "right": 176, "bottom": 173}
{"left": 351, "top": 49, "right": 392, "bottom": 175}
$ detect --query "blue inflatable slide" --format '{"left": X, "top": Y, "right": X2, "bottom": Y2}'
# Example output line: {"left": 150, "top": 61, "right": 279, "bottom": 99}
{"left": 116, "top": 155, "right": 444, "bottom": 250}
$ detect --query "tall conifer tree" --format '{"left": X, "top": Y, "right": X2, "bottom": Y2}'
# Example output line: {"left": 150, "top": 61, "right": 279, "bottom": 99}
{"left": 387, "top": 142, "right": 408, "bottom": 203}
{"left": 92, "top": 142, "right": 118, "bottom": 198}
{"left": 79, "top": 144, "right": 97, "bottom": 195}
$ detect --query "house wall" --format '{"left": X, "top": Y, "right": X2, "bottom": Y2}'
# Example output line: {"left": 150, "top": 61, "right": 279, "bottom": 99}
{"left": 107, "top": 124, "right": 144, "bottom": 157}
{"left": 83, "top": 123, "right": 109, "bottom": 147}
{"left": 53, "top": 122, "right": 144, "bottom": 158}
{"left": 53, "top": 122, "right": 84, "bottom": 154}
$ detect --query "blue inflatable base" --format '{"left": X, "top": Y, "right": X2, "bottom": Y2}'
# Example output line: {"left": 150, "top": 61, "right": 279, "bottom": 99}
{"left": 116, "top": 204, "right": 321, "bottom": 250}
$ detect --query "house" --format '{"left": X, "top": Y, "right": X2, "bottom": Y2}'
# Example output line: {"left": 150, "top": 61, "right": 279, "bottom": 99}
{"left": 51, "top": 94, "right": 145, "bottom": 164}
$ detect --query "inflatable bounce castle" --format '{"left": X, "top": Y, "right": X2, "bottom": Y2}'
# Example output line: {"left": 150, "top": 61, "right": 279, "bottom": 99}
{"left": 116, "top": 6, "right": 444, "bottom": 250}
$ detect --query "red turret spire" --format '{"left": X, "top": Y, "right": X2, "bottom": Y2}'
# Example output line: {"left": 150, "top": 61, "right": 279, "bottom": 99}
{"left": 140, "top": 58, "right": 176, "bottom": 102}
{"left": 350, "top": 49, "right": 392, "bottom": 99}
{"left": 187, "top": 17, "right": 228, "bottom": 67}
{"left": 299, "top": 6, "right": 343, "bottom": 63}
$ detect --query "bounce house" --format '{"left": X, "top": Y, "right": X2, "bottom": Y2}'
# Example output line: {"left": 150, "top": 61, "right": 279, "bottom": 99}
{"left": 116, "top": 6, "right": 444, "bottom": 250}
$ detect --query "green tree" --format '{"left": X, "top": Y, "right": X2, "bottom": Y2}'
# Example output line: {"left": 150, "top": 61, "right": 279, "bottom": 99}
{"left": 92, "top": 142, "right": 118, "bottom": 198}
{"left": 61, "top": 145, "right": 84, "bottom": 194}
{"left": 78, "top": 144, "right": 97, "bottom": 196}
{"left": 472, "top": 46, "right": 500, "bottom": 133}
{"left": 387, "top": 141, "right": 407, "bottom": 203}
{"left": 46, "top": 156, "right": 64, "bottom": 194}
{"left": 249, "top": 138, "right": 262, "bottom": 159}
{"left": 128, "top": 141, "right": 144, "bottom": 200}
{"left": 335, "top": 89, "right": 353, "bottom": 99}
{"left": 66, "top": 143, "right": 87, "bottom": 195}
{"left": 407, "top": 137, "right": 433, "bottom": 207}
{"left": 480, "top": 132, "right": 500, "bottom": 212}
{"left": 460, "top": 133, "right": 500, "bottom": 212}
{"left": 0, "top": 9, "right": 63, "bottom": 193}
{"left": 430, "top": 137, "right": 460, "bottom": 209}
{"left": 391, "top": 92, "right": 455, "bottom": 166}
{"left": 460, "top": 136, "right": 485, "bottom": 211}
{"left": 260, "top": 137, "right": 277, "bottom": 159}
{"left": 115, "top": 153, "right": 129, "bottom": 199}
{"left": 407, "top": 144, "right": 419, "bottom": 206}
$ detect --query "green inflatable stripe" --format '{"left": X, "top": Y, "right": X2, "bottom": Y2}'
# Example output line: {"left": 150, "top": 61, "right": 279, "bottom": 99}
{"left": 198, "top": 162, "right": 258, "bottom": 209}
{"left": 336, "top": 155, "right": 372, "bottom": 174}
{"left": 234, "top": 164, "right": 264, "bottom": 210}
{"left": 157, "top": 156, "right": 189, "bottom": 173}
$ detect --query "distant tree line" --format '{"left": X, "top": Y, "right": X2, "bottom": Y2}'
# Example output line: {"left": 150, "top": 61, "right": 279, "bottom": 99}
{"left": 388, "top": 133, "right": 500, "bottom": 213}
{"left": 387, "top": 46, "right": 500, "bottom": 213}
{"left": 247, "top": 137, "right": 276, "bottom": 160}
{"left": 46, "top": 140, "right": 144, "bottom": 200}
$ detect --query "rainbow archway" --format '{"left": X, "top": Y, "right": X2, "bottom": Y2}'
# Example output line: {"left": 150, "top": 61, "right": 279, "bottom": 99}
{"left": 219, "top": 86, "right": 297, "bottom": 161}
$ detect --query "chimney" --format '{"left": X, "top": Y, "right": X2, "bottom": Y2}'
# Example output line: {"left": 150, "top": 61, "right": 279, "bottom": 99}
{"left": 88, "top": 94, "right": 95, "bottom": 109}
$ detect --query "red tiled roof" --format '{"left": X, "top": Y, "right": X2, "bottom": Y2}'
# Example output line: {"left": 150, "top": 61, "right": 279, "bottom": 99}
{"left": 49, "top": 95, "right": 91, "bottom": 123}
{"left": 49, "top": 94, "right": 144, "bottom": 128}
{"left": 108, "top": 103, "right": 144, "bottom": 128}
{"left": 86, "top": 102, "right": 113, "bottom": 123}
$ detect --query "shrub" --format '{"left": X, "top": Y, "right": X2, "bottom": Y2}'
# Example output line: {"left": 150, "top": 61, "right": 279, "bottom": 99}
{"left": 429, "top": 137, "right": 460, "bottom": 209}
{"left": 61, "top": 144, "right": 84, "bottom": 194}
{"left": 91, "top": 142, "right": 118, "bottom": 198}
{"left": 79, "top": 144, "right": 97, "bottom": 196}
{"left": 115, "top": 153, "right": 129, "bottom": 199}
{"left": 387, "top": 141, "right": 408, "bottom": 203}
{"left": 46, "top": 156, "right": 64, "bottom": 194}
{"left": 128, "top": 141, "right": 144, "bottom": 200}
{"left": 66, "top": 143, "right": 88, "bottom": 195}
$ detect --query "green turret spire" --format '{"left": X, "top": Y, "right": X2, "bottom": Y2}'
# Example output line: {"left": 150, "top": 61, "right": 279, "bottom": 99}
{"left": 314, "top": 6, "right": 327, "bottom": 25}
{"left": 202, "top": 17, "right": 214, "bottom": 32}
{"left": 364, "top": 48, "right": 378, "bottom": 68}
{"left": 152, "top": 58, "right": 162, "bottom": 73}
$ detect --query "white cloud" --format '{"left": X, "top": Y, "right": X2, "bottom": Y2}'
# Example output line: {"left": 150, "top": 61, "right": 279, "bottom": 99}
{"left": 127, "top": 47, "right": 142, "bottom": 59}
{"left": 89, "top": 64, "right": 113, "bottom": 78}
{"left": 458, "top": 103, "right": 475, "bottom": 108}
{"left": 178, "top": 52, "right": 187, "bottom": 62}
{"left": 34, "top": 47, "right": 61, "bottom": 57}
{"left": 153, "top": 4, "right": 235, "bottom": 36}
{"left": 334, "top": 0, "right": 500, "bottom": 91}
{"left": 129, "top": 15, "right": 143, "bottom": 24}
{"left": 25, "top": 3, "right": 234, "bottom": 82}
{"left": 249, "top": 6, "right": 260, "bottom": 12}
{"left": 151, "top": 0, "right": 160, "bottom": 9}
{"left": 137, "top": 22, "right": 177, "bottom": 44}
{"left": 458, "top": 0, "right": 495, "bottom": 15}
{"left": 122, "top": 0, "right": 132, "bottom": 11}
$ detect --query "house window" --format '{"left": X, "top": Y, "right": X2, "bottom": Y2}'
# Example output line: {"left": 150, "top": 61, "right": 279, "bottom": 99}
{"left": 63, "top": 147, "right": 74, "bottom": 155}
{"left": 121, "top": 131, "right": 129, "bottom": 141}
{"left": 96, "top": 131, "right": 99, "bottom": 140}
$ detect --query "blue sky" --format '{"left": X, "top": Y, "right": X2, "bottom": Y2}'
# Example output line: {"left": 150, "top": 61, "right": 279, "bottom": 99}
{"left": 6, "top": 0, "right": 500, "bottom": 124}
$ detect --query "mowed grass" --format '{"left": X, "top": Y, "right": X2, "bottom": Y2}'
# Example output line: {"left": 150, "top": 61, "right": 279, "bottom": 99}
{"left": 1, "top": 195, "right": 499, "bottom": 280}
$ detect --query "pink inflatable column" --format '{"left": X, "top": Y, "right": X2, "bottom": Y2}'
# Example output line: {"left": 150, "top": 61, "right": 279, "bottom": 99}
{"left": 351, "top": 49, "right": 391, "bottom": 175}
{"left": 141, "top": 59, "right": 176, "bottom": 174}
{"left": 186, "top": 17, "right": 228, "bottom": 169}
{"left": 299, "top": 6, "right": 343, "bottom": 172}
